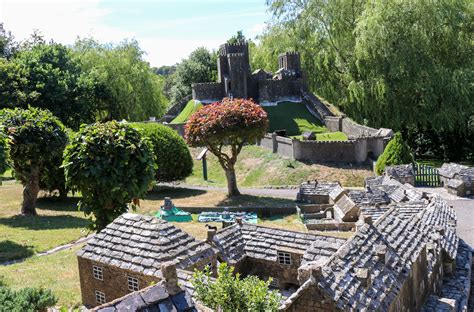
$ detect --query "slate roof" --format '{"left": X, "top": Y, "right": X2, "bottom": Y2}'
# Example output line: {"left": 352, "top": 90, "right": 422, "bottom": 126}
{"left": 92, "top": 272, "right": 197, "bottom": 312}
{"left": 284, "top": 195, "right": 459, "bottom": 311}
{"left": 212, "top": 223, "right": 346, "bottom": 265}
{"left": 77, "top": 213, "right": 215, "bottom": 277}
{"left": 439, "top": 163, "right": 469, "bottom": 178}
{"left": 348, "top": 188, "right": 391, "bottom": 205}
{"left": 384, "top": 164, "right": 414, "bottom": 178}
{"left": 298, "top": 181, "right": 340, "bottom": 196}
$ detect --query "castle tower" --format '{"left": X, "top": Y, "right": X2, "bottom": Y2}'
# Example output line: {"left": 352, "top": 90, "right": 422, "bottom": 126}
{"left": 217, "top": 42, "right": 250, "bottom": 98}
{"left": 278, "top": 52, "right": 302, "bottom": 77}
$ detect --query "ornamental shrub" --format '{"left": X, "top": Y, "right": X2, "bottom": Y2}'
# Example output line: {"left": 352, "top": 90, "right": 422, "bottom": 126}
{"left": 192, "top": 262, "right": 281, "bottom": 312}
{"left": 0, "top": 281, "right": 57, "bottom": 312}
{"left": 63, "top": 121, "right": 155, "bottom": 231}
{"left": 0, "top": 107, "right": 68, "bottom": 215}
{"left": 132, "top": 122, "right": 193, "bottom": 182}
{"left": 375, "top": 132, "right": 413, "bottom": 175}
{"left": 0, "top": 131, "right": 8, "bottom": 175}
{"left": 185, "top": 98, "right": 268, "bottom": 196}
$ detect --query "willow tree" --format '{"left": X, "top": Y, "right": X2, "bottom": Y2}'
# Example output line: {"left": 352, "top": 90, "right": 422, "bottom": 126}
{"left": 185, "top": 98, "right": 268, "bottom": 196}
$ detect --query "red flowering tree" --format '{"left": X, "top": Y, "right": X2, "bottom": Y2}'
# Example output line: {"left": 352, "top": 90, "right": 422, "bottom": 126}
{"left": 186, "top": 98, "right": 268, "bottom": 196}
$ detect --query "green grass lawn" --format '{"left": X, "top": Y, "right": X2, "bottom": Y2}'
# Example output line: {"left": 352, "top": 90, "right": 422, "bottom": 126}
{"left": 291, "top": 131, "right": 348, "bottom": 141}
{"left": 171, "top": 99, "right": 202, "bottom": 124}
{"left": 263, "top": 101, "right": 329, "bottom": 136}
{"left": 186, "top": 145, "right": 372, "bottom": 188}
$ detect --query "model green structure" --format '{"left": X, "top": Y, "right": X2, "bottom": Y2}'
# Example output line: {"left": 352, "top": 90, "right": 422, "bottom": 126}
{"left": 155, "top": 197, "right": 192, "bottom": 222}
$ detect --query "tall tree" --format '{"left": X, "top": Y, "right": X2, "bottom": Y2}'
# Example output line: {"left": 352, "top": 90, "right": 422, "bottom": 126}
{"left": 185, "top": 98, "right": 268, "bottom": 196}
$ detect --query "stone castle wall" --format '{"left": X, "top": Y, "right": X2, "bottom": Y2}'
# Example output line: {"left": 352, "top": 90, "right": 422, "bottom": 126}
{"left": 259, "top": 79, "right": 303, "bottom": 103}
{"left": 192, "top": 82, "right": 224, "bottom": 102}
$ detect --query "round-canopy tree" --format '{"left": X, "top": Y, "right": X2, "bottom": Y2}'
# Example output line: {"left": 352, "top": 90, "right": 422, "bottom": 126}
{"left": 185, "top": 98, "right": 268, "bottom": 196}
{"left": 132, "top": 122, "right": 193, "bottom": 182}
{"left": 63, "top": 121, "right": 155, "bottom": 231}
{"left": 375, "top": 132, "right": 413, "bottom": 175}
{"left": 0, "top": 107, "right": 67, "bottom": 215}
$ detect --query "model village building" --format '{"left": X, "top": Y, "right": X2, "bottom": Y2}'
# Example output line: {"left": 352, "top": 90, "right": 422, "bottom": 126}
{"left": 78, "top": 177, "right": 471, "bottom": 311}
{"left": 439, "top": 163, "right": 474, "bottom": 197}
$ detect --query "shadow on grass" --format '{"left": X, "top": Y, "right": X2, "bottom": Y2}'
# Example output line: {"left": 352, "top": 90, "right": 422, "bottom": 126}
{"left": 216, "top": 194, "right": 295, "bottom": 207}
{"left": 0, "top": 215, "right": 88, "bottom": 230}
{"left": 36, "top": 196, "right": 81, "bottom": 212}
{"left": 146, "top": 186, "right": 207, "bottom": 201}
{"left": 0, "top": 240, "right": 34, "bottom": 262}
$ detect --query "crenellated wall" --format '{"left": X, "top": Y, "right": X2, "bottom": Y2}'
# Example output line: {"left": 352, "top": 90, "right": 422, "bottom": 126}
{"left": 259, "top": 79, "right": 304, "bottom": 103}
{"left": 192, "top": 82, "right": 224, "bottom": 102}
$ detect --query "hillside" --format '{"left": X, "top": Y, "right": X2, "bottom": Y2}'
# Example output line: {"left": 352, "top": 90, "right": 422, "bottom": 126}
{"left": 186, "top": 145, "right": 373, "bottom": 187}
{"left": 171, "top": 99, "right": 202, "bottom": 124}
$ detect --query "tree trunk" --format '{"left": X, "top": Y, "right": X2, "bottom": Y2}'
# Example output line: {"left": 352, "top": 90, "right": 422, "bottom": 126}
{"left": 225, "top": 167, "right": 240, "bottom": 196}
{"left": 21, "top": 165, "right": 39, "bottom": 216}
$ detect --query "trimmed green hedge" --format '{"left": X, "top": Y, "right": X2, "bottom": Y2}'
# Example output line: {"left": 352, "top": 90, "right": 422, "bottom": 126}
{"left": 132, "top": 122, "right": 193, "bottom": 182}
{"left": 375, "top": 132, "right": 413, "bottom": 175}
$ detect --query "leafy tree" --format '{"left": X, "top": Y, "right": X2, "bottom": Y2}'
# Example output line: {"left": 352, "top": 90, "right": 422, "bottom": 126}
{"left": 185, "top": 98, "right": 268, "bottom": 196}
{"left": 0, "top": 23, "right": 18, "bottom": 59}
{"left": 63, "top": 121, "right": 155, "bottom": 231}
{"left": 192, "top": 262, "right": 281, "bottom": 312}
{"left": 0, "top": 107, "right": 67, "bottom": 215}
{"left": 0, "top": 281, "right": 57, "bottom": 312}
{"left": 132, "top": 122, "right": 193, "bottom": 182}
{"left": 375, "top": 132, "right": 413, "bottom": 175}
{"left": 73, "top": 38, "right": 168, "bottom": 122}
{"left": 0, "top": 131, "right": 8, "bottom": 175}
{"left": 165, "top": 47, "right": 217, "bottom": 104}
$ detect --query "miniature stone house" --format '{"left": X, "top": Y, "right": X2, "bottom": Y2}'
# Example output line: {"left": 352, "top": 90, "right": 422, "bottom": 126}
{"left": 384, "top": 164, "right": 416, "bottom": 186}
{"left": 77, "top": 213, "right": 216, "bottom": 308}
{"left": 439, "top": 163, "right": 474, "bottom": 197}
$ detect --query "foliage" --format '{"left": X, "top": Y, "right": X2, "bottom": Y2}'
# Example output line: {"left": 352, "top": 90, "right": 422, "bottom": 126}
{"left": 0, "top": 281, "right": 57, "bottom": 312}
{"left": 171, "top": 99, "right": 203, "bottom": 124}
{"left": 63, "top": 121, "right": 155, "bottom": 231}
{"left": 0, "top": 42, "right": 100, "bottom": 129}
{"left": 0, "top": 131, "right": 9, "bottom": 175}
{"left": 186, "top": 98, "right": 268, "bottom": 196}
{"left": 258, "top": 0, "right": 473, "bottom": 161}
{"left": 0, "top": 107, "right": 68, "bottom": 215}
{"left": 164, "top": 47, "right": 218, "bottom": 104}
{"left": 132, "top": 122, "right": 193, "bottom": 182}
{"left": 375, "top": 132, "right": 413, "bottom": 175}
{"left": 191, "top": 262, "right": 281, "bottom": 312}
{"left": 73, "top": 38, "right": 169, "bottom": 122}
{"left": 0, "top": 23, "right": 17, "bottom": 59}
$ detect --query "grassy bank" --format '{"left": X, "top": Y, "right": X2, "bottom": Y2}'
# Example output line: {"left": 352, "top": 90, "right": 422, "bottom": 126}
{"left": 171, "top": 99, "right": 202, "bottom": 124}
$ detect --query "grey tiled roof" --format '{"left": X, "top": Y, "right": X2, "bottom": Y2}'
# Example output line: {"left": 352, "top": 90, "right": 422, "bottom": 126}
{"left": 93, "top": 274, "right": 197, "bottom": 312}
{"left": 359, "top": 204, "right": 390, "bottom": 222}
{"left": 295, "top": 195, "right": 458, "bottom": 311}
{"left": 77, "top": 213, "right": 215, "bottom": 277}
{"left": 364, "top": 176, "right": 384, "bottom": 188}
{"left": 439, "top": 163, "right": 469, "bottom": 178}
{"left": 348, "top": 189, "right": 391, "bottom": 205}
{"left": 212, "top": 223, "right": 346, "bottom": 265}
{"left": 298, "top": 181, "right": 340, "bottom": 196}
{"left": 448, "top": 179, "right": 464, "bottom": 188}
{"left": 384, "top": 164, "right": 414, "bottom": 178}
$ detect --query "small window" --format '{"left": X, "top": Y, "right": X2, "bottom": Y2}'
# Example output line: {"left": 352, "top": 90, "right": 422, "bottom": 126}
{"left": 269, "top": 277, "right": 279, "bottom": 288}
{"left": 93, "top": 265, "right": 103, "bottom": 281}
{"left": 95, "top": 290, "right": 106, "bottom": 304}
{"left": 278, "top": 252, "right": 291, "bottom": 265}
{"left": 128, "top": 276, "right": 139, "bottom": 291}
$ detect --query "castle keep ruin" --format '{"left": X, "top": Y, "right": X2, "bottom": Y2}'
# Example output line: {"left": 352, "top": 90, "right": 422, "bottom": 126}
{"left": 192, "top": 42, "right": 305, "bottom": 103}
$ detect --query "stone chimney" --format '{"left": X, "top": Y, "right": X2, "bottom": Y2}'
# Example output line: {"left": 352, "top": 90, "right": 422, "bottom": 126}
{"left": 375, "top": 244, "right": 387, "bottom": 264}
{"left": 235, "top": 217, "right": 243, "bottom": 226}
{"left": 356, "top": 268, "right": 371, "bottom": 288}
{"left": 161, "top": 261, "right": 181, "bottom": 295}
{"left": 298, "top": 260, "right": 325, "bottom": 284}
{"left": 207, "top": 228, "right": 216, "bottom": 243}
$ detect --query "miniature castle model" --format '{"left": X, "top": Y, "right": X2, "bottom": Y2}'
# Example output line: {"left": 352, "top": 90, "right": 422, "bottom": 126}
{"left": 192, "top": 41, "right": 305, "bottom": 103}
{"left": 78, "top": 176, "right": 470, "bottom": 311}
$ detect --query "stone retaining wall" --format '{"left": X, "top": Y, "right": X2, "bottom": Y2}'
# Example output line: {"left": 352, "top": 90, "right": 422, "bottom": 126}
{"left": 192, "top": 82, "right": 224, "bottom": 102}
{"left": 178, "top": 206, "right": 296, "bottom": 217}
{"left": 259, "top": 80, "right": 303, "bottom": 103}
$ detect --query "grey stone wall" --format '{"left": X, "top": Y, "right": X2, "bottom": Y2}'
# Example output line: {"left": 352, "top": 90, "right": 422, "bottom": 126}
{"left": 282, "top": 286, "right": 341, "bottom": 312}
{"left": 192, "top": 82, "right": 224, "bottom": 102}
{"left": 301, "top": 91, "right": 333, "bottom": 119}
{"left": 324, "top": 116, "right": 343, "bottom": 132}
{"left": 259, "top": 79, "right": 303, "bottom": 103}
{"left": 341, "top": 118, "right": 379, "bottom": 138}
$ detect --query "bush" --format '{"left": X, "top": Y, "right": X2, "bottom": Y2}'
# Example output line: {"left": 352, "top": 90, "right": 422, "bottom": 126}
{"left": 63, "top": 121, "right": 155, "bottom": 231}
{"left": 132, "top": 122, "right": 193, "bottom": 182}
{"left": 0, "top": 131, "right": 9, "bottom": 175}
{"left": 192, "top": 263, "right": 281, "bottom": 312}
{"left": 375, "top": 132, "right": 413, "bottom": 175}
{"left": 0, "top": 282, "right": 57, "bottom": 312}
{"left": 0, "top": 107, "right": 68, "bottom": 215}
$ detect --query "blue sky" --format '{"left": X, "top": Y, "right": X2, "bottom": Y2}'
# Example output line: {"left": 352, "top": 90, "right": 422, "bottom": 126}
{"left": 0, "top": 0, "right": 270, "bottom": 66}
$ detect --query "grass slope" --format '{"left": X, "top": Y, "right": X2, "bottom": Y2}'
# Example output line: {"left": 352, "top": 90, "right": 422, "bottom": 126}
{"left": 171, "top": 100, "right": 202, "bottom": 124}
{"left": 263, "top": 101, "right": 328, "bottom": 136}
{"left": 186, "top": 145, "right": 372, "bottom": 187}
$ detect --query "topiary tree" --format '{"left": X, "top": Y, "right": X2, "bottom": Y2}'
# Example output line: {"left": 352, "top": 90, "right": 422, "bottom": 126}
{"left": 192, "top": 262, "right": 281, "bottom": 312}
{"left": 132, "top": 122, "right": 193, "bottom": 182}
{"left": 185, "top": 98, "right": 268, "bottom": 196}
{"left": 0, "top": 107, "right": 68, "bottom": 215}
{"left": 0, "top": 130, "right": 9, "bottom": 176}
{"left": 63, "top": 121, "right": 155, "bottom": 231}
{"left": 375, "top": 132, "right": 413, "bottom": 175}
